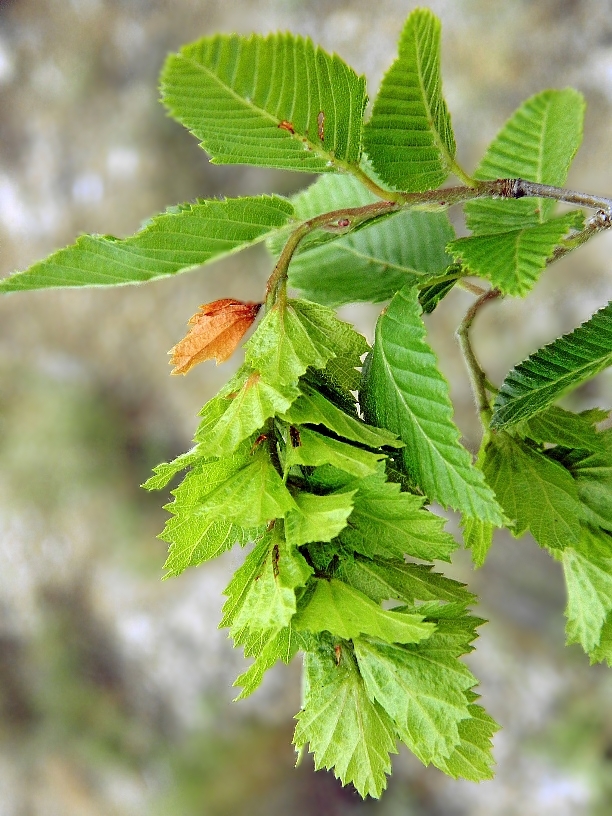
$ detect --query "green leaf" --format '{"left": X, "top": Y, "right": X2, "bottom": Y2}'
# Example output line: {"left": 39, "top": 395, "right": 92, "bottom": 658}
{"left": 225, "top": 532, "right": 313, "bottom": 635}
{"left": 461, "top": 516, "right": 494, "bottom": 569}
{"left": 199, "top": 446, "right": 297, "bottom": 527}
{"left": 161, "top": 33, "right": 367, "bottom": 172}
{"left": 233, "top": 624, "right": 306, "bottom": 699}
{"left": 245, "top": 298, "right": 367, "bottom": 386}
{"left": 195, "top": 367, "right": 299, "bottom": 457}
{"left": 221, "top": 535, "right": 271, "bottom": 629}
{"left": 337, "top": 469, "right": 458, "bottom": 562}
{"left": 435, "top": 703, "right": 498, "bottom": 781}
{"left": 589, "top": 612, "right": 612, "bottom": 666}
{"left": 559, "top": 429, "right": 612, "bottom": 532}
{"left": 418, "top": 273, "right": 460, "bottom": 314}
{"left": 464, "top": 89, "right": 585, "bottom": 234}
{"left": 293, "top": 578, "right": 436, "bottom": 644}
{"left": 354, "top": 623, "right": 477, "bottom": 765}
{"left": 448, "top": 211, "right": 583, "bottom": 297}
{"left": 294, "top": 642, "right": 398, "bottom": 799}
{"left": 285, "top": 426, "right": 386, "bottom": 478}
{"left": 288, "top": 209, "right": 456, "bottom": 307}
{"left": 561, "top": 526, "right": 612, "bottom": 655}
{"left": 482, "top": 432, "right": 583, "bottom": 550}
{"left": 142, "top": 446, "right": 204, "bottom": 491}
{"left": 363, "top": 9, "right": 457, "bottom": 191}
{"left": 0, "top": 196, "right": 294, "bottom": 293}
{"left": 491, "top": 301, "right": 612, "bottom": 428}
{"left": 282, "top": 382, "right": 403, "bottom": 450}
{"left": 284, "top": 490, "right": 356, "bottom": 547}
{"left": 337, "top": 556, "right": 476, "bottom": 607}
{"left": 362, "top": 286, "right": 502, "bottom": 522}
{"left": 517, "top": 405, "right": 606, "bottom": 452}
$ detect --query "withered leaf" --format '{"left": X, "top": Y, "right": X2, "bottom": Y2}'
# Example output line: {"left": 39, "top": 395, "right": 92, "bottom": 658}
{"left": 170, "top": 298, "right": 261, "bottom": 374}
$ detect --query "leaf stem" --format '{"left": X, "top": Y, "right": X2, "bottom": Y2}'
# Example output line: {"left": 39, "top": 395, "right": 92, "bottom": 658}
{"left": 456, "top": 289, "right": 501, "bottom": 427}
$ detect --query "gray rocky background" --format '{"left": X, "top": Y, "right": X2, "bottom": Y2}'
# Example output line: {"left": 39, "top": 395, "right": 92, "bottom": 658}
{"left": 1, "top": 0, "right": 612, "bottom": 813}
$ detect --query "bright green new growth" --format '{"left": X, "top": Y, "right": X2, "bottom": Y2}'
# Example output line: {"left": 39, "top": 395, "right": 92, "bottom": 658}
{"left": 3, "top": 7, "right": 612, "bottom": 800}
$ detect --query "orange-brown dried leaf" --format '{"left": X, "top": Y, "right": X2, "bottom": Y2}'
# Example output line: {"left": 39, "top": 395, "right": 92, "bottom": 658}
{"left": 169, "top": 298, "right": 261, "bottom": 374}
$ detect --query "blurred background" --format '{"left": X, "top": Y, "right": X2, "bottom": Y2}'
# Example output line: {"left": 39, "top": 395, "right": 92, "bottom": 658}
{"left": 1, "top": 0, "right": 612, "bottom": 813}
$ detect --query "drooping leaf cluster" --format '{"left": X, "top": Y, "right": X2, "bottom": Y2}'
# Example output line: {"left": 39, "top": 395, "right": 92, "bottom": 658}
{"left": 3, "top": 5, "right": 612, "bottom": 800}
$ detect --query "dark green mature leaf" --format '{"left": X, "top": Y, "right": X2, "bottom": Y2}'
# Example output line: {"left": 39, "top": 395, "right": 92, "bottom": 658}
{"left": 288, "top": 208, "right": 456, "bottom": 307}
{"left": 561, "top": 526, "right": 612, "bottom": 655}
{"left": 293, "top": 578, "right": 435, "bottom": 643}
{"left": 294, "top": 642, "right": 398, "bottom": 799}
{"left": 363, "top": 9, "right": 457, "bottom": 191}
{"left": 482, "top": 432, "right": 584, "bottom": 550}
{"left": 362, "top": 286, "right": 502, "bottom": 522}
{"left": 0, "top": 196, "right": 294, "bottom": 293}
{"left": 161, "top": 33, "right": 367, "bottom": 172}
{"left": 448, "top": 211, "right": 583, "bottom": 296}
{"left": 354, "top": 623, "right": 478, "bottom": 765}
{"left": 435, "top": 702, "right": 498, "bottom": 781}
{"left": 491, "top": 301, "right": 612, "bottom": 428}
{"left": 518, "top": 405, "right": 606, "bottom": 452}
{"left": 245, "top": 298, "right": 367, "bottom": 386}
{"left": 464, "top": 89, "right": 585, "bottom": 234}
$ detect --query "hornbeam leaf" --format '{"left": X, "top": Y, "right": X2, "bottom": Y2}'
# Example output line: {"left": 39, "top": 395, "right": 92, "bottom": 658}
{"left": 464, "top": 89, "right": 585, "bottom": 235}
{"left": 282, "top": 383, "right": 403, "bottom": 450}
{"left": 142, "top": 446, "right": 204, "bottom": 491}
{"left": 196, "top": 367, "right": 299, "bottom": 457}
{"left": 0, "top": 196, "right": 294, "bottom": 293}
{"left": 337, "top": 556, "right": 475, "bottom": 607}
{"left": 284, "top": 490, "right": 356, "bottom": 547}
{"left": 337, "top": 469, "right": 458, "bottom": 562}
{"left": 461, "top": 516, "right": 494, "bottom": 569}
{"left": 448, "top": 211, "right": 583, "bottom": 297}
{"left": 245, "top": 298, "right": 367, "bottom": 386}
{"left": 233, "top": 624, "right": 306, "bottom": 699}
{"left": 561, "top": 526, "right": 612, "bottom": 655}
{"left": 161, "top": 33, "right": 367, "bottom": 172}
{"left": 221, "top": 536, "right": 271, "bottom": 629}
{"left": 285, "top": 426, "right": 386, "bottom": 478}
{"left": 354, "top": 624, "right": 477, "bottom": 765}
{"left": 558, "top": 429, "right": 612, "bottom": 532}
{"left": 199, "top": 446, "right": 297, "bottom": 527}
{"left": 435, "top": 703, "right": 498, "bottom": 781}
{"left": 491, "top": 301, "right": 612, "bottom": 428}
{"left": 518, "top": 405, "right": 606, "bottom": 452}
{"left": 230, "top": 533, "right": 313, "bottom": 635}
{"left": 590, "top": 613, "right": 612, "bottom": 666}
{"left": 294, "top": 643, "right": 398, "bottom": 799}
{"left": 482, "top": 432, "right": 583, "bottom": 551}
{"left": 293, "top": 578, "right": 436, "bottom": 644}
{"left": 363, "top": 9, "right": 457, "bottom": 191}
{"left": 362, "top": 286, "right": 502, "bottom": 522}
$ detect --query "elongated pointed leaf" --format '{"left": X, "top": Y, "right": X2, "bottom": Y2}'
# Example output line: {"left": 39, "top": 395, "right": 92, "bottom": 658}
{"left": 482, "top": 432, "right": 584, "bottom": 550}
{"left": 233, "top": 624, "right": 306, "bottom": 699}
{"left": 284, "top": 490, "right": 356, "bottom": 547}
{"left": 491, "top": 301, "right": 612, "bottom": 428}
{"left": 518, "top": 405, "right": 605, "bottom": 452}
{"left": 0, "top": 196, "right": 293, "bottom": 293}
{"left": 362, "top": 286, "right": 502, "bottom": 522}
{"left": 363, "top": 9, "right": 456, "bottom": 191}
{"left": 448, "top": 211, "right": 583, "bottom": 296}
{"left": 294, "top": 578, "right": 435, "bottom": 644}
{"left": 461, "top": 516, "right": 494, "bottom": 569}
{"left": 465, "top": 89, "right": 585, "bottom": 235}
{"left": 294, "top": 643, "right": 398, "bottom": 799}
{"left": 161, "top": 33, "right": 367, "bottom": 172}
{"left": 285, "top": 427, "right": 386, "bottom": 478}
{"left": 561, "top": 526, "right": 612, "bottom": 656}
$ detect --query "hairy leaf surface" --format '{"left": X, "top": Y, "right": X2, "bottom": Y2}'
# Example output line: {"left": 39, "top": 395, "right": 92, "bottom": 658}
{"left": 161, "top": 33, "right": 367, "bottom": 172}
{"left": 491, "top": 301, "right": 612, "bottom": 428}
{"left": 362, "top": 286, "right": 502, "bottom": 522}
{"left": 0, "top": 197, "right": 293, "bottom": 292}
{"left": 464, "top": 89, "right": 585, "bottom": 234}
{"left": 363, "top": 9, "right": 456, "bottom": 191}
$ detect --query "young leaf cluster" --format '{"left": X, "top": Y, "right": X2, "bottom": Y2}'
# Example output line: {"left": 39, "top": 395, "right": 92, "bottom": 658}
{"left": 3, "top": 5, "right": 612, "bottom": 800}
